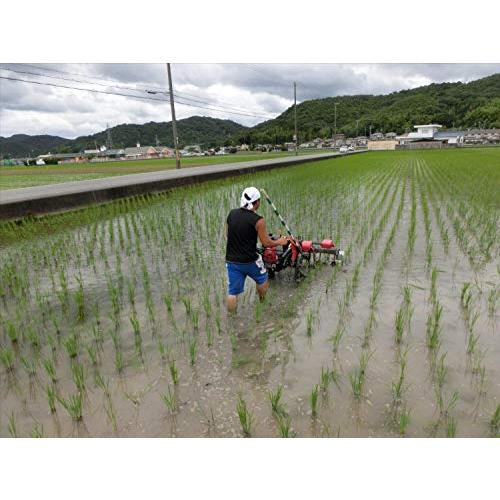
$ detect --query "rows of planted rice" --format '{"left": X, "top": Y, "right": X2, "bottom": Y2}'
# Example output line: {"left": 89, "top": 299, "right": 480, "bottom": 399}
{"left": 0, "top": 149, "right": 498, "bottom": 437}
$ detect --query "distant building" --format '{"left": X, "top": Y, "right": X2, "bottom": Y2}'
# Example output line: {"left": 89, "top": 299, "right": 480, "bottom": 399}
{"left": 124, "top": 146, "right": 159, "bottom": 158}
{"left": 464, "top": 129, "right": 500, "bottom": 144}
{"left": 370, "top": 132, "right": 385, "bottom": 141}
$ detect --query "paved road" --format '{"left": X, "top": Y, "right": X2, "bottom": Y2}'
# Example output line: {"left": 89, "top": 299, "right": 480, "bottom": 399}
{"left": 0, "top": 151, "right": 363, "bottom": 220}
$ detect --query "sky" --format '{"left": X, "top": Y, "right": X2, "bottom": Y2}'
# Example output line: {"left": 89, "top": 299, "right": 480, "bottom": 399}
{"left": 1, "top": 63, "right": 499, "bottom": 139}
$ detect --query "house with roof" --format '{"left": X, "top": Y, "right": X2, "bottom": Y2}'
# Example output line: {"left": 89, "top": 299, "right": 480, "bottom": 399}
{"left": 396, "top": 124, "right": 464, "bottom": 149}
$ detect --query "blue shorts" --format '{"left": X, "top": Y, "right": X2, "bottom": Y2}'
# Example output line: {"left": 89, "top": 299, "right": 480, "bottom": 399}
{"left": 226, "top": 256, "right": 268, "bottom": 295}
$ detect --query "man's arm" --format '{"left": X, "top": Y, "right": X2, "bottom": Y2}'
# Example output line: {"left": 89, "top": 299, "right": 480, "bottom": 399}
{"left": 256, "top": 218, "right": 288, "bottom": 247}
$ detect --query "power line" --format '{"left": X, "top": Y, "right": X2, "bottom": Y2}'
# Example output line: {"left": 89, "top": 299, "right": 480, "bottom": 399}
{"left": 0, "top": 74, "right": 277, "bottom": 120}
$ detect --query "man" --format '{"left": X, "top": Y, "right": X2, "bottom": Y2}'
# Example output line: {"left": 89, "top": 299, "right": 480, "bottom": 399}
{"left": 225, "top": 186, "right": 289, "bottom": 313}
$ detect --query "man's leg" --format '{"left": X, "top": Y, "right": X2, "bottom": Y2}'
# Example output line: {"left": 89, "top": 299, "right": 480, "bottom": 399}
{"left": 227, "top": 294, "right": 238, "bottom": 313}
{"left": 226, "top": 262, "right": 245, "bottom": 313}
{"left": 256, "top": 280, "right": 269, "bottom": 301}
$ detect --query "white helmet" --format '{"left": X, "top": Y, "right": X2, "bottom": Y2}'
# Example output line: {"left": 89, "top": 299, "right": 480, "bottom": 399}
{"left": 240, "top": 186, "right": 261, "bottom": 210}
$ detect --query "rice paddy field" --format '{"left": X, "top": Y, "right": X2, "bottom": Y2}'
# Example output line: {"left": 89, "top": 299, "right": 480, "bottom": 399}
{"left": 0, "top": 148, "right": 499, "bottom": 438}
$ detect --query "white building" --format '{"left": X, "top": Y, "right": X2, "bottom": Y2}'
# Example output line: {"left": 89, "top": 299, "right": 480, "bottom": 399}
{"left": 397, "top": 124, "right": 464, "bottom": 147}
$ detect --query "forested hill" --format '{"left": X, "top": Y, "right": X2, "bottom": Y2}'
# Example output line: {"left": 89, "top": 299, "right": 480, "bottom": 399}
{"left": 0, "top": 135, "right": 69, "bottom": 158}
{"left": 234, "top": 73, "right": 500, "bottom": 145}
{"left": 66, "top": 116, "right": 247, "bottom": 152}
{"left": 1, "top": 116, "right": 247, "bottom": 157}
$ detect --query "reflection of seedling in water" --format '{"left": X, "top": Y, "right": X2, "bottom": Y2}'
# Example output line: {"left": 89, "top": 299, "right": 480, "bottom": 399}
{"left": 161, "top": 386, "right": 177, "bottom": 414}
{"left": 268, "top": 385, "right": 286, "bottom": 417}
{"left": 8, "top": 412, "right": 18, "bottom": 437}
{"left": 236, "top": 395, "right": 253, "bottom": 437}
{"left": 30, "top": 423, "right": 44, "bottom": 438}
{"left": 310, "top": 385, "right": 319, "bottom": 417}
{"left": 306, "top": 309, "right": 317, "bottom": 337}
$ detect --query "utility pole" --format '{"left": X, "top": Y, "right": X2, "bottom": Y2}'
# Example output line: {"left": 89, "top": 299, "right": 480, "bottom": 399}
{"left": 334, "top": 102, "right": 338, "bottom": 137}
{"left": 167, "top": 63, "right": 181, "bottom": 169}
{"left": 356, "top": 118, "right": 360, "bottom": 138}
{"left": 294, "top": 82, "right": 298, "bottom": 156}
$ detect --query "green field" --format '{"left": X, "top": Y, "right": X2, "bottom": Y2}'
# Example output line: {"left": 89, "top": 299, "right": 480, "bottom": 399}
{"left": 0, "top": 150, "right": 328, "bottom": 190}
{"left": 0, "top": 148, "right": 498, "bottom": 437}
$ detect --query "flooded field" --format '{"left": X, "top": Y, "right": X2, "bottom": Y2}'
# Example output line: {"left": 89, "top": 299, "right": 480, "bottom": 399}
{"left": 0, "top": 148, "right": 499, "bottom": 437}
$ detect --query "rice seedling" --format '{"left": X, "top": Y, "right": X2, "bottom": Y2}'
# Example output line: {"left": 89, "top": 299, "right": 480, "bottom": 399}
{"left": 71, "top": 362, "right": 86, "bottom": 393}
{"left": 161, "top": 386, "right": 177, "bottom": 414}
{"left": 85, "top": 343, "right": 98, "bottom": 366}
{"left": 445, "top": 416, "right": 457, "bottom": 437}
{"left": 189, "top": 338, "right": 198, "bottom": 366}
{"left": 436, "top": 352, "right": 448, "bottom": 389}
{"left": 5, "top": 320, "right": 18, "bottom": 343}
{"left": 394, "top": 308, "right": 405, "bottom": 344}
{"left": 64, "top": 333, "right": 79, "bottom": 359}
{"left": 169, "top": 359, "right": 179, "bottom": 385}
{"left": 490, "top": 405, "right": 500, "bottom": 434}
{"left": 20, "top": 356, "right": 37, "bottom": 377}
{"left": 466, "top": 332, "right": 479, "bottom": 355}
{"left": 268, "top": 385, "right": 286, "bottom": 417}
{"left": 25, "top": 326, "right": 40, "bottom": 349}
{"left": 190, "top": 309, "right": 200, "bottom": 331}
{"left": 75, "top": 275, "right": 85, "bottom": 322}
{"left": 46, "top": 385, "right": 57, "bottom": 413}
{"left": 391, "top": 358, "right": 407, "bottom": 403}
{"left": 58, "top": 393, "right": 83, "bottom": 421}
{"left": 43, "top": 358, "right": 58, "bottom": 383}
{"left": 205, "top": 326, "right": 214, "bottom": 347}
{"left": 310, "top": 385, "right": 319, "bottom": 417}
{"left": 349, "top": 369, "right": 364, "bottom": 399}
{"left": 276, "top": 413, "right": 294, "bottom": 438}
{"left": 115, "top": 351, "right": 125, "bottom": 374}
{"left": 487, "top": 287, "right": 498, "bottom": 317}
{"left": 0, "top": 347, "right": 15, "bottom": 372}
{"left": 181, "top": 296, "right": 192, "bottom": 316}
{"left": 426, "top": 301, "right": 442, "bottom": 350}
{"left": 236, "top": 394, "right": 253, "bottom": 437}
{"left": 398, "top": 406, "right": 410, "bottom": 436}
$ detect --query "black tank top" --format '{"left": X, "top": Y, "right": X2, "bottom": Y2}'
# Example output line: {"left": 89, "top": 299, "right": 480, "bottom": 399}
{"left": 226, "top": 208, "right": 263, "bottom": 263}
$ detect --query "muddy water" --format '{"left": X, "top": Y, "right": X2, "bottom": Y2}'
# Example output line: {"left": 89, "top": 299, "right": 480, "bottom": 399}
{"left": 1, "top": 154, "right": 498, "bottom": 437}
